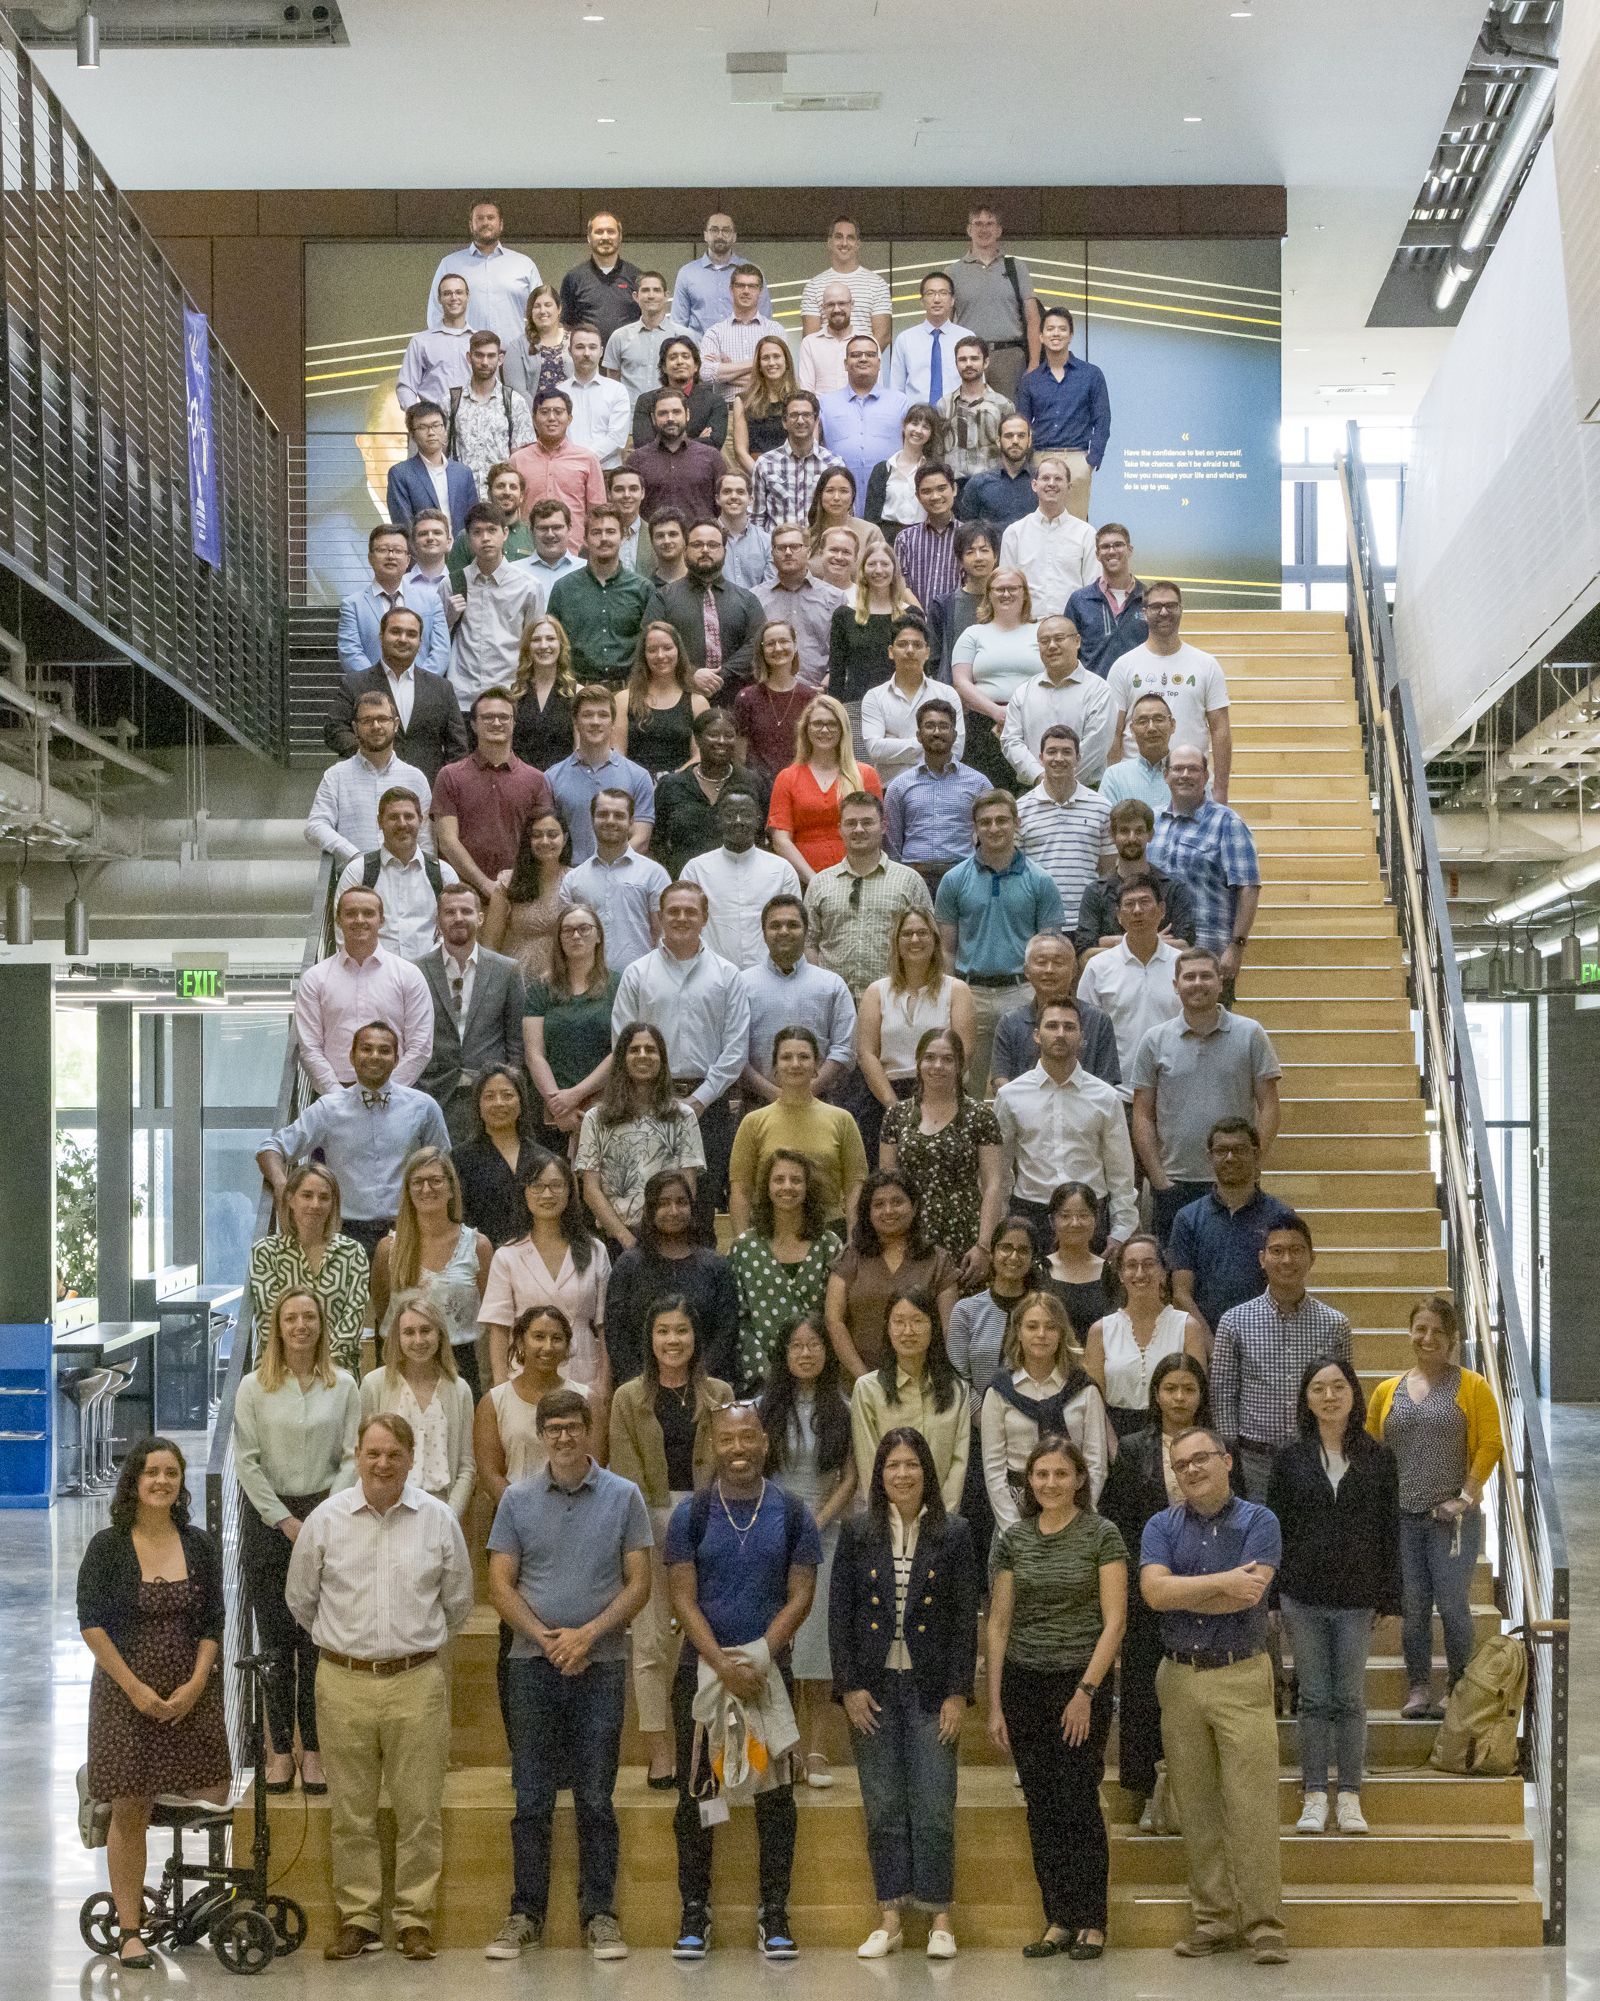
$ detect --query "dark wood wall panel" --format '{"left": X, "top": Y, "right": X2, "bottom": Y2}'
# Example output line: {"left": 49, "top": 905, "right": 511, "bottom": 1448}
{"left": 130, "top": 182, "right": 1287, "bottom": 437}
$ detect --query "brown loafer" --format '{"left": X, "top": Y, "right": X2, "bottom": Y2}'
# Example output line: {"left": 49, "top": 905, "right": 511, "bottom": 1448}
{"left": 323, "top": 1924, "right": 382, "bottom": 1960}
{"left": 399, "top": 1927, "right": 436, "bottom": 1961}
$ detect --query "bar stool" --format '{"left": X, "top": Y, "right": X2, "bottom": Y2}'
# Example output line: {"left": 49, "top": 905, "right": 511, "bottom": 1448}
{"left": 95, "top": 1358, "right": 139, "bottom": 1487}
{"left": 57, "top": 1368, "right": 113, "bottom": 1495}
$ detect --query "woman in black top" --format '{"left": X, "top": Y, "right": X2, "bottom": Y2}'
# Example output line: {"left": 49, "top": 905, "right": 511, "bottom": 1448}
{"left": 1042, "top": 1181, "right": 1111, "bottom": 1343}
{"left": 632, "top": 336, "right": 729, "bottom": 449}
{"left": 1267, "top": 1355, "right": 1400, "bottom": 1837}
{"left": 827, "top": 541, "right": 919, "bottom": 710}
{"left": 1098, "top": 1352, "right": 1216, "bottom": 1822}
{"left": 78, "top": 1436, "right": 229, "bottom": 1969}
{"left": 455, "top": 1067, "right": 546, "bottom": 1248}
{"left": 617, "top": 620, "right": 707, "bottom": 779}
{"left": 509, "top": 613, "right": 576, "bottom": 770}
{"left": 830, "top": 1426, "right": 977, "bottom": 1959}
{"left": 604, "top": 1169, "right": 740, "bottom": 1385}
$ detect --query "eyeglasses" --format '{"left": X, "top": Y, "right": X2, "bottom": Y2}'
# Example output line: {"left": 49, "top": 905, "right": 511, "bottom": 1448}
{"left": 1173, "top": 1451, "right": 1224, "bottom": 1473}
{"left": 541, "top": 1421, "right": 588, "bottom": 1441}
{"left": 409, "top": 1175, "right": 448, "bottom": 1193}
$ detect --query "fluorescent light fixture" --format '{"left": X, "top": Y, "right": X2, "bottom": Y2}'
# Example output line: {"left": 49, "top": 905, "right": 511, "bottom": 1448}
{"left": 1184, "top": 115, "right": 1203, "bottom": 123}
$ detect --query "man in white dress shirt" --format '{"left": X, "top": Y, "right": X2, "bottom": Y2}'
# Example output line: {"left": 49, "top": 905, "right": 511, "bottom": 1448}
{"left": 425, "top": 199, "right": 539, "bottom": 345}
{"left": 336, "top": 787, "right": 457, "bottom": 960}
{"left": 993, "top": 998, "right": 1137, "bottom": 1252}
{"left": 1000, "top": 457, "right": 1100, "bottom": 614}
{"left": 307, "top": 694, "right": 434, "bottom": 868}
{"left": 1073, "top": 873, "right": 1184, "bottom": 1096}
{"left": 1001, "top": 614, "right": 1119, "bottom": 786}
{"left": 447, "top": 505, "right": 545, "bottom": 711}
{"left": 286, "top": 1413, "right": 473, "bottom": 1962}
{"left": 562, "top": 324, "right": 633, "bottom": 469}
{"left": 293, "top": 885, "right": 435, "bottom": 1096}
{"left": 680, "top": 790, "right": 801, "bottom": 970}
{"left": 397, "top": 273, "right": 474, "bottom": 412}
{"left": 612, "top": 882, "right": 751, "bottom": 1236}
{"left": 888, "top": 271, "right": 976, "bottom": 405}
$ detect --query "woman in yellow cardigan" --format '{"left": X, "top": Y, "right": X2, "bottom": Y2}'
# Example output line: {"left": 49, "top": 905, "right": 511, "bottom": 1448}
{"left": 1366, "top": 1294, "right": 1503, "bottom": 1719}
{"left": 608, "top": 1294, "right": 733, "bottom": 1787}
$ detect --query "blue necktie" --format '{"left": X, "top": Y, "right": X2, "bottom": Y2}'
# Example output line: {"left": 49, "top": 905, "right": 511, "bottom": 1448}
{"left": 928, "top": 327, "right": 944, "bottom": 405}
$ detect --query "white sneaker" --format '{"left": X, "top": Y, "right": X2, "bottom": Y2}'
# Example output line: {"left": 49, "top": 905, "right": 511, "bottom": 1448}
{"left": 927, "top": 1929, "right": 957, "bottom": 1960}
{"left": 1335, "top": 1793, "right": 1369, "bottom": 1834}
{"left": 857, "top": 1928, "right": 902, "bottom": 1960}
{"left": 1138, "top": 1798, "right": 1156, "bottom": 1832}
{"left": 1295, "top": 1790, "right": 1329, "bottom": 1833}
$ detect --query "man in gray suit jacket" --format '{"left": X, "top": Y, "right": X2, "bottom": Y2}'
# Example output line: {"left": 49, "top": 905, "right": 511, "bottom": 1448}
{"left": 415, "top": 884, "right": 528, "bottom": 1143}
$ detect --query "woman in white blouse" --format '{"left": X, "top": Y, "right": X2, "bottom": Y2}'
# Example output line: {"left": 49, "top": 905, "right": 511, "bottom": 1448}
{"left": 481, "top": 1149, "right": 611, "bottom": 1406}
{"left": 358, "top": 1290, "right": 475, "bottom": 1518}
{"left": 951, "top": 568, "right": 1042, "bottom": 789}
{"left": 233, "top": 1286, "right": 359, "bottom": 1793}
{"left": 857, "top": 907, "right": 976, "bottom": 1122}
{"left": 1083, "top": 1232, "right": 1207, "bottom": 1440}
{"left": 980, "top": 1291, "right": 1109, "bottom": 1527}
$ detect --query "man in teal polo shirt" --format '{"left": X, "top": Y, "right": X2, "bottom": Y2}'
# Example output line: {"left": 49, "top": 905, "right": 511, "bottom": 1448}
{"left": 935, "top": 788, "right": 1065, "bottom": 1095}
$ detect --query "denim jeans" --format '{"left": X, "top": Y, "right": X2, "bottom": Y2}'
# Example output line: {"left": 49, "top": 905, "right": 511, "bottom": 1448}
{"left": 1279, "top": 1597, "right": 1371, "bottom": 1792}
{"left": 850, "top": 1672, "right": 958, "bottom": 1909}
{"left": 1399, "top": 1507, "right": 1482, "bottom": 1687}
{"left": 506, "top": 1654, "right": 626, "bottom": 1926}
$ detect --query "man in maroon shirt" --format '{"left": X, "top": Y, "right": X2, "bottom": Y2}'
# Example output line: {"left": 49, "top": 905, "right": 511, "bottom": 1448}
{"left": 625, "top": 391, "right": 725, "bottom": 523}
{"left": 431, "top": 688, "right": 554, "bottom": 900}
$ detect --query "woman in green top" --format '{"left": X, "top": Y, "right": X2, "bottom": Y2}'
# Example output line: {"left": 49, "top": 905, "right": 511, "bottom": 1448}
{"left": 726, "top": 1149, "right": 844, "bottom": 1395}
{"left": 522, "top": 899, "right": 620, "bottom": 1153}
{"left": 988, "top": 1435, "right": 1127, "bottom": 1962}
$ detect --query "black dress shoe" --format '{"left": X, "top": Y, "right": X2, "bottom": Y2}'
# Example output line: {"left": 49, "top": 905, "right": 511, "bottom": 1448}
{"left": 1068, "top": 1932, "right": 1106, "bottom": 1960}
{"left": 1023, "top": 1931, "right": 1070, "bottom": 1958}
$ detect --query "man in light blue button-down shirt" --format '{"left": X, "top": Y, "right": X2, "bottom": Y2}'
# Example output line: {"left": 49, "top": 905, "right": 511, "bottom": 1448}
{"left": 819, "top": 340, "right": 909, "bottom": 514}
{"left": 671, "top": 213, "right": 771, "bottom": 335}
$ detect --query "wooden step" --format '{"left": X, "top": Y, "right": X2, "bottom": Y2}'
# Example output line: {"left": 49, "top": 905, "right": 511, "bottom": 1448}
{"left": 1112, "top": 1825, "right": 1533, "bottom": 1888}
{"left": 1108, "top": 1883, "right": 1543, "bottom": 1949}
{"left": 1185, "top": 610, "right": 1347, "bottom": 632}
{"left": 1230, "top": 774, "right": 1372, "bottom": 802}
{"left": 1270, "top": 1030, "right": 1417, "bottom": 1065}
{"left": 1263, "top": 1169, "right": 1438, "bottom": 1209}
{"left": 1254, "top": 909, "right": 1396, "bottom": 938}
{"left": 1259, "top": 879, "right": 1387, "bottom": 908}
{"left": 1242, "top": 799, "right": 1378, "bottom": 828}
{"left": 1301, "top": 1246, "right": 1449, "bottom": 1286}
{"left": 1277, "top": 1098, "right": 1426, "bottom": 1136}
{"left": 1232, "top": 721, "right": 1364, "bottom": 749}
{"left": 1249, "top": 854, "right": 1385, "bottom": 882}
{"left": 1291, "top": 1207, "right": 1442, "bottom": 1249}
{"left": 1231, "top": 677, "right": 1357, "bottom": 704}
{"left": 1351, "top": 1328, "right": 1418, "bottom": 1368}
{"left": 1242, "top": 964, "right": 1406, "bottom": 997}
{"left": 1233, "top": 746, "right": 1366, "bottom": 773}
{"left": 1251, "top": 827, "right": 1385, "bottom": 857}
{"left": 1242, "top": 997, "right": 1412, "bottom": 1030}
{"left": 1268, "top": 1133, "right": 1430, "bottom": 1169}
{"left": 1278, "top": 1065, "right": 1420, "bottom": 1100}
{"left": 1318, "top": 1286, "right": 1451, "bottom": 1324}
{"left": 1245, "top": 936, "right": 1400, "bottom": 968}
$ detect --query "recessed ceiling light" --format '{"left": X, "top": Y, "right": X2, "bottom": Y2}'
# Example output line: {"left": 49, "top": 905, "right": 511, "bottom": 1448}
{"left": 1231, "top": 7, "right": 1252, "bottom": 15}
{"left": 1184, "top": 115, "right": 1203, "bottom": 123}
{"left": 597, "top": 115, "right": 615, "bottom": 123}
{"left": 582, "top": 11, "right": 605, "bottom": 19}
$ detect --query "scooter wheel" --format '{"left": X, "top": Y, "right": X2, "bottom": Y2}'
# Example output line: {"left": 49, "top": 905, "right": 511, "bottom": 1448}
{"left": 264, "top": 1894, "right": 308, "bottom": 1956}
{"left": 209, "top": 1904, "right": 276, "bottom": 1976}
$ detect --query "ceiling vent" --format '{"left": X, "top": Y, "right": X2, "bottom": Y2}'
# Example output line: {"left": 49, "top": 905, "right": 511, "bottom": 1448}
{"left": 774, "top": 92, "right": 882, "bottom": 112}
{"left": 10, "top": 0, "right": 347, "bottom": 49}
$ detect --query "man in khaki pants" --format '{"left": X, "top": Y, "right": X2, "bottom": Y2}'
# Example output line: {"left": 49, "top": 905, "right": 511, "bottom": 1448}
{"left": 287, "top": 1412, "right": 473, "bottom": 1962}
{"left": 1140, "top": 1425, "right": 1288, "bottom": 1964}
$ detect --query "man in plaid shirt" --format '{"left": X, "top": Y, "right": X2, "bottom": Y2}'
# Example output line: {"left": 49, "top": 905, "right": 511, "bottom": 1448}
{"left": 1147, "top": 744, "right": 1260, "bottom": 997}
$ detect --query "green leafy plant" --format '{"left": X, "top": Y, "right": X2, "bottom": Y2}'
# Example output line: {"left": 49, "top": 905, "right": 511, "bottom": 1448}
{"left": 55, "top": 1133, "right": 142, "bottom": 1299}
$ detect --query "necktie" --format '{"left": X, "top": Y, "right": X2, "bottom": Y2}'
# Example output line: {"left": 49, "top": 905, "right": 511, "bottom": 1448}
{"left": 702, "top": 588, "right": 723, "bottom": 678}
{"left": 928, "top": 327, "right": 944, "bottom": 406}
{"left": 362, "top": 1088, "right": 390, "bottom": 1109}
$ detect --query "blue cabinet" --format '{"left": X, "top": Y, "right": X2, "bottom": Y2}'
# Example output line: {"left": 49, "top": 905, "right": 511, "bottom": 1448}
{"left": 0, "top": 1324, "right": 53, "bottom": 1509}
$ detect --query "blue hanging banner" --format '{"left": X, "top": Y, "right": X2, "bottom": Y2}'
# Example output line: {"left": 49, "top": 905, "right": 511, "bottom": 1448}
{"left": 183, "top": 308, "right": 221, "bottom": 568}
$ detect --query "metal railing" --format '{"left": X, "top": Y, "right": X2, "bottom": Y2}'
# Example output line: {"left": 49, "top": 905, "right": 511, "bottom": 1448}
{"left": 288, "top": 433, "right": 409, "bottom": 608}
{"left": 204, "top": 853, "right": 334, "bottom": 1770}
{"left": 0, "top": 20, "right": 286, "bottom": 760}
{"left": 1338, "top": 421, "right": 1570, "bottom": 1944}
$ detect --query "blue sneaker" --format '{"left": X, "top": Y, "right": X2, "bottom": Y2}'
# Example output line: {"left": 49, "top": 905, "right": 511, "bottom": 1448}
{"left": 673, "top": 1905, "right": 711, "bottom": 1960}
{"left": 758, "top": 1908, "right": 797, "bottom": 1960}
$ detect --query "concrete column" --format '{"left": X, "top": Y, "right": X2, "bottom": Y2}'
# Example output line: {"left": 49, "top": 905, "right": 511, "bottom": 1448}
{"left": 0, "top": 965, "right": 54, "bottom": 1321}
{"left": 96, "top": 1002, "right": 133, "bottom": 1319}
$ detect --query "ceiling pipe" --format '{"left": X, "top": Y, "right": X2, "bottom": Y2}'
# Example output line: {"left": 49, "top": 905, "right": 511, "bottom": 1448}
{"left": 1487, "top": 846, "right": 1600, "bottom": 924}
{"left": 0, "top": 621, "right": 168, "bottom": 786}
{"left": 1433, "top": 37, "right": 1560, "bottom": 312}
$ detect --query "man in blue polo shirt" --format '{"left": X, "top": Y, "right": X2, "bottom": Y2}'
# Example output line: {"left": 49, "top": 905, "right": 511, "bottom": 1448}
{"left": 935, "top": 788, "right": 1065, "bottom": 1096}
{"left": 485, "top": 1389, "right": 653, "bottom": 1964}
{"left": 1141, "top": 1426, "right": 1286, "bottom": 1965}
{"left": 1167, "top": 1119, "right": 1295, "bottom": 1335}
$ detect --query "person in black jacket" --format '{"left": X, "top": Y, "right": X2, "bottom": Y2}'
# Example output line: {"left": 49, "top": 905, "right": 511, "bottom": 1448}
{"left": 1267, "top": 1355, "right": 1400, "bottom": 1837}
{"left": 603, "top": 1169, "right": 740, "bottom": 1385}
{"left": 324, "top": 618, "right": 469, "bottom": 784}
{"left": 77, "top": 1437, "right": 230, "bottom": 1970}
{"left": 830, "top": 1425, "right": 977, "bottom": 1960}
{"left": 1098, "top": 1351, "right": 1217, "bottom": 1827}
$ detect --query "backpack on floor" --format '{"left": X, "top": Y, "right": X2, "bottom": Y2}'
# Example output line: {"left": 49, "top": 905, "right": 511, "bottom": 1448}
{"left": 1428, "top": 1633, "right": 1527, "bottom": 1776}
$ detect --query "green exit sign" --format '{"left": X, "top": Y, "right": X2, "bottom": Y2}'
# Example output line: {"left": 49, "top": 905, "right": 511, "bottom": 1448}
{"left": 174, "top": 966, "right": 226, "bottom": 1001}
{"left": 1583, "top": 961, "right": 1600, "bottom": 986}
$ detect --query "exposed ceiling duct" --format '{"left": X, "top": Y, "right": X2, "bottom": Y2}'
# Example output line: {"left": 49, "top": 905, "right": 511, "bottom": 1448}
{"left": 9, "top": 0, "right": 346, "bottom": 49}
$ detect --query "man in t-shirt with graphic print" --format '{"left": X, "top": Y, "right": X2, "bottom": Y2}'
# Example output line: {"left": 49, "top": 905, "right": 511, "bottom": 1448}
{"left": 1105, "top": 581, "right": 1233, "bottom": 803}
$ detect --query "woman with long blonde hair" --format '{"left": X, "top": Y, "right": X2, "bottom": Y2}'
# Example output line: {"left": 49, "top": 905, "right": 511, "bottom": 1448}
{"left": 828, "top": 541, "right": 921, "bottom": 750}
{"left": 246, "top": 1159, "right": 369, "bottom": 1372}
{"left": 510, "top": 613, "right": 577, "bottom": 771}
{"left": 980, "top": 1290, "right": 1109, "bottom": 1526}
{"left": 613, "top": 619, "right": 709, "bottom": 778}
{"left": 233, "top": 1286, "right": 358, "bottom": 1793}
{"left": 371, "top": 1147, "right": 493, "bottom": 1395}
{"left": 857, "top": 910, "right": 977, "bottom": 1156}
{"left": 766, "top": 691, "right": 882, "bottom": 884}
{"left": 359, "top": 1289, "right": 475, "bottom": 1517}
{"left": 731, "top": 333, "right": 799, "bottom": 475}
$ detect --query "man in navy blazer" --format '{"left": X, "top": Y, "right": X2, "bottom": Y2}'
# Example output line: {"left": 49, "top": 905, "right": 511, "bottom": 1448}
{"left": 338, "top": 522, "right": 450, "bottom": 677}
{"left": 386, "top": 401, "right": 478, "bottom": 534}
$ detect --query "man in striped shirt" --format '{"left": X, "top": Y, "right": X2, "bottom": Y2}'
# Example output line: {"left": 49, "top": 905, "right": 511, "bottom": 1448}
{"left": 1015, "top": 726, "right": 1113, "bottom": 932}
{"left": 751, "top": 394, "right": 843, "bottom": 531}
{"left": 1146, "top": 745, "right": 1261, "bottom": 991}
{"left": 891, "top": 464, "right": 962, "bottom": 609}
{"left": 699, "top": 265, "right": 789, "bottom": 404}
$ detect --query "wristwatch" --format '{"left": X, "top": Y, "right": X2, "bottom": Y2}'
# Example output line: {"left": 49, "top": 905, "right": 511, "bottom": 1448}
{"left": 1077, "top": 1679, "right": 1098, "bottom": 1697}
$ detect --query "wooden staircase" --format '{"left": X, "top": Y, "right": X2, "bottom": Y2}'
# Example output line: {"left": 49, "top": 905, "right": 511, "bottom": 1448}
{"left": 240, "top": 611, "right": 1544, "bottom": 1950}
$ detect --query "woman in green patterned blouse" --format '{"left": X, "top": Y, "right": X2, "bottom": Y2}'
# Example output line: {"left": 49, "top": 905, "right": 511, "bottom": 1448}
{"left": 726, "top": 1150, "right": 843, "bottom": 1395}
{"left": 245, "top": 1161, "right": 370, "bottom": 1373}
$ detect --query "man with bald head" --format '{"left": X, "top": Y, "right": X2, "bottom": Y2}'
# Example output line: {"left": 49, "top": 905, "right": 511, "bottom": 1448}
{"left": 797, "top": 282, "right": 857, "bottom": 396}
{"left": 672, "top": 211, "right": 769, "bottom": 335}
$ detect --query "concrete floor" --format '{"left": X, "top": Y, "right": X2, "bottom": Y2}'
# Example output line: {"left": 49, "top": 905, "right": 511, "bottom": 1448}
{"left": 11, "top": 1414, "right": 1598, "bottom": 1997}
